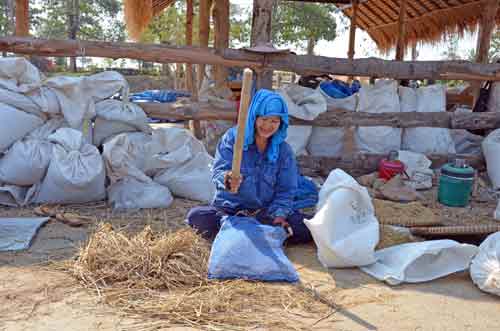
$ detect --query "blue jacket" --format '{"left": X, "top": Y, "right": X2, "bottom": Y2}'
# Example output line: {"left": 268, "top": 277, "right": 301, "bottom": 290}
{"left": 211, "top": 127, "right": 298, "bottom": 218}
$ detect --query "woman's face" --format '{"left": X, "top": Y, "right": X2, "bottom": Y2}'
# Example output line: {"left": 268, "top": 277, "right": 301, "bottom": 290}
{"left": 255, "top": 116, "right": 281, "bottom": 140}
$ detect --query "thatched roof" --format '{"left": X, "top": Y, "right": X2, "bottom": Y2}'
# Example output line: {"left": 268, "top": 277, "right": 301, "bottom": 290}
{"left": 123, "top": 0, "right": 176, "bottom": 40}
{"left": 340, "top": 0, "right": 500, "bottom": 53}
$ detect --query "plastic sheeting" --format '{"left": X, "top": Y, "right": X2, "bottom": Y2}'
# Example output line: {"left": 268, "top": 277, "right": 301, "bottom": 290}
{"left": 0, "top": 217, "right": 50, "bottom": 251}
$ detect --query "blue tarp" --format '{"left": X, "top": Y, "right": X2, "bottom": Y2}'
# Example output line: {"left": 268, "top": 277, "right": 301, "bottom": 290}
{"left": 319, "top": 80, "right": 361, "bottom": 99}
{"left": 130, "top": 90, "right": 190, "bottom": 103}
{"left": 208, "top": 216, "right": 299, "bottom": 282}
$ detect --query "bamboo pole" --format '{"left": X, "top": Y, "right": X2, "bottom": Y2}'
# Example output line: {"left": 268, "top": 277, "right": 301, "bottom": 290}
{"left": 213, "top": 0, "right": 229, "bottom": 88}
{"left": 198, "top": 0, "right": 212, "bottom": 89}
{"left": 347, "top": 0, "right": 358, "bottom": 60}
{"left": 395, "top": 0, "right": 407, "bottom": 61}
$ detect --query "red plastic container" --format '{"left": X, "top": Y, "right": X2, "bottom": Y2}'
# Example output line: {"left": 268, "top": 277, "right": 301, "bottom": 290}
{"left": 378, "top": 158, "right": 405, "bottom": 180}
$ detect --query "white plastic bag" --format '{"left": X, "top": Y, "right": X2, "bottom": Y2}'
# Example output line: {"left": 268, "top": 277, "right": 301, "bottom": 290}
{"left": 0, "top": 88, "right": 46, "bottom": 119}
{"left": 152, "top": 127, "right": 215, "bottom": 202}
{"left": 0, "top": 184, "right": 37, "bottom": 207}
{"left": 34, "top": 128, "right": 106, "bottom": 203}
{"left": 0, "top": 118, "right": 64, "bottom": 186}
{"left": 397, "top": 150, "right": 434, "bottom": 190}
{"left": 305, "top": 169, "right": 379, "bottom": 268}
{"left": 470, "top": 232, "right": 500, "bottom": 296}
{"left": 108, "top": 177, "right": 173, "bottom": 210}
{"left": 361, "top": 240, "right": 478, "bottom": 285}
{"left": 400, "top": 85, "right": 455, "bottom": 154}
{"left": 308, "top": 90, "right": 357, "bottom": 157}
{"left": 0, "top": 102, "right": 44, "bottom": 151}
{"left": 356, "top": 80, "right": 401, "bottom": 153}
{"left": 482, "top": 129, "right": 500, "bottom": 189}
{"left": 93, "top": 99, "right": 151, "bottom": 146}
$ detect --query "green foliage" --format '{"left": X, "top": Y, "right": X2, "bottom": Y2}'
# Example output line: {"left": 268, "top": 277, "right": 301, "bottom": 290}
{"left": 272, "top": 2, "right": 337, "bottom": 55}
{"left": 33, "top": 0, "right": 125, "bottom": 41}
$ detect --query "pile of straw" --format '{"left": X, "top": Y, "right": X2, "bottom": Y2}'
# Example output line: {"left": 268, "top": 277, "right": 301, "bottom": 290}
{"left": 66, "top": 224, "right": 330, "bottom": 329}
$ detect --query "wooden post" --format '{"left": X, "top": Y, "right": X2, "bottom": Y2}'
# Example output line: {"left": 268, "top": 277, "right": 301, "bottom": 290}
{"left": 475, "top": 0, "right": 498, "bottom": 64}
{"left": 251, "top": 0, "right": 274, "bottom": 89}
{"left": 347, "top": 0, "right": 358, "bottom": 60}
{"left": 395, "top": 0, "right": 407, "bottom": 61}
{"left": 15, "top": 0, "right": 29, "bottom": 36}
{"left": 213, "top": 0, "right": 229, "bottom": 88}
{"left": 198, "top": 0, "right": 212, "bottom": 89}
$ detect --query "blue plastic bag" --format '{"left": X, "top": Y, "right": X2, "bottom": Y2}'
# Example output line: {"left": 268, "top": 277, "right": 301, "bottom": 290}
{"left": 130, "top": 90, "right": 190, "bottom": 103}
{"left": 320, "top": 80, "right": 361, "bottom": 99}
{"left": 208, "top": 216, "right": 299, "bottom": 282}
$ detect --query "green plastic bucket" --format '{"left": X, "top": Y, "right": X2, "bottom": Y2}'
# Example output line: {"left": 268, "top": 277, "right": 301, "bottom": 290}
{"left": 438, "top": 161, "right": 475, "bottom": 207}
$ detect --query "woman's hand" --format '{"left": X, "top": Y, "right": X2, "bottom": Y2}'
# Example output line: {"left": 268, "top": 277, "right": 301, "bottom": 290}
{"left": 224, "top": 171, "right": 243, "bottom": 192}
{"left": 273, "top": 217, "right": 293, "bottom": 237}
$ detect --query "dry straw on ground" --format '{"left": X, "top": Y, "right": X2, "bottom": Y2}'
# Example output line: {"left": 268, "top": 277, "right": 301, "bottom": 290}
{"left": 64, "top": 224, "right": 331, "bottom": 329}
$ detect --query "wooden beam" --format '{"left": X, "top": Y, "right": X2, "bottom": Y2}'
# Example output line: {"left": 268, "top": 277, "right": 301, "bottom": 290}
{"left": 395, "top": 0, "right": 407, "bottom": 61}
{"left": 197, "top": 0, "right": 212, "bottom": 89}
{"left": 251, "top": 0, "right": 274, "bottom": 89}
{"left": 15, "top": 0, "right": 29, "bottom": 36}
{"left": 347, "top": 0, "right": 358, "bottom": 60}
{"left": 213, "top": 0, "right": 229, "bottom": 88}
{"left": 298, "top": 153, "right": 484, "bottom": 178}
{"left": 475, "top": 0, "right": 498, "bottom": 64}
{"left": 140, "top": 101, "right": 500, "bottom": 130}
{"left": 2, "top": 37, "right": 500, "bottom": 81}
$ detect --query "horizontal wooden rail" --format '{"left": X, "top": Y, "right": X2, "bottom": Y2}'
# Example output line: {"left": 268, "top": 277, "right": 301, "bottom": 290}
{"left": 1, "top": 37, "right": 500, "bottom": 80}
{"left": 139, "top": 101, "right": 500, "bottom": 130}
{"left": 298, "top": 154, "right": 485, "bottom": 178}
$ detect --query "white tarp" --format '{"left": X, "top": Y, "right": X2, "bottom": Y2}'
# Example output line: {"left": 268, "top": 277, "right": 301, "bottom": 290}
{"left": 153, "top": 127, "right": 215, "bottom": 202}
{"left": 361, "top": 240, "right": 478, "bottom": 285}
{"left": 356, "top": 80, "right": 401, "bottom": 153}
{"left": 305, "top": 169, "right": 379, "bottom": 268}
{"left": 0, "top": 118, "right": 64, "bottom": 186}
{"left": 400, "top": 85, "right": 456, "bottom": 154}
{"left": 470, "top": 232, "right": 500, "bottom": 296}
{"left": 0, "top": 57, "right": 42, "bottom": 93}
{"left": 34, "top": 128, "right": 106, "bottom": 203}
{"left": 308, "top": 89, "right": 358, "bottom": 157}
{"left": 93, "top": 99, "right": 151, "bottom": 146}
{"left": 108, "top": 177, "right": 174, "bottom": 210}
{"left": 0, "top": 102, "right": 44, "bottom": 152}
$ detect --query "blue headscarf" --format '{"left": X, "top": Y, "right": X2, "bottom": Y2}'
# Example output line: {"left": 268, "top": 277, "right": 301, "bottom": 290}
{"left": 243, "top": 89, "right": 289, "bottom": 163}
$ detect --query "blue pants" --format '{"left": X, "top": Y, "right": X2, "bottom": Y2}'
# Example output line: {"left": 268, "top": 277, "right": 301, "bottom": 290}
{"left": 187, "top": 206, "right": 313, "bottom": 245}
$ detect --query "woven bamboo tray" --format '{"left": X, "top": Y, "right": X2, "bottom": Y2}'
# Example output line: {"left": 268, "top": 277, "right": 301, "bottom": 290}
{"left": 410, "top": 224, "right": 500, "bottom": 236}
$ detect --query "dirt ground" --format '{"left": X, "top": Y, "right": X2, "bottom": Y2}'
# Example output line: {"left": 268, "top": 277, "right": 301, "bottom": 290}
{"left": 1, "top": 191, "right": 499, "bottom": 331}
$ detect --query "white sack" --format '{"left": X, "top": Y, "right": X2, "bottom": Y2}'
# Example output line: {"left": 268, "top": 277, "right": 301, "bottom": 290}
{"left": 34, "top": 128, "right": 106, "bottom": 204}
{"left": 0, "top": 102, "right": 44, "bottom": 151}
{"left": 152, "top": 128, "right": 215, "bottom": 202}
{"left": 108, "top": 177, "right": 173, "bottom": 210}
{"left": 305, "top": 169, "right": 379, "bottom": 268}
{"left": 361, "top": 240, "right": 478, "bottom": 285}
{"left": 279, "top": 84, "right": 327, "bottom": 120}
{"left": 356, "top": 80, "right": 401, "bottom": 153}
{"left": 482, "top": 129, "right": 500, "bottom": 189}
{"left": 26, "top": 86, "right": 61, "bottom": 114}
{"left": 0, "top": 184, "right": 37, "bottom": 207}
{"left": 0, "top": 88, "right": 46, "bottom": 119}
{"left": 0, "top": 57, "right": 42, "bottom": 93}
{"left": 0, "top": 118, "right": 64, "bottom": 186}
{"left": 452, "top": 107, "right": 483, "bottom": 156}
{"left": 286, "top": 126, "right": 312, "bottom": 156}
{"left": 397, "top": 150, "right": 434, "bottom": 190}
{"left": 84, "top": 71, "right": 129, "bottom": 101}
{"left": 308, "top": 90, "right": 357, "bottom": 157}
{"left": 102, "top": 132, "right": 153, "bottom": 184}
{"left": 400, "top": 85, "right": 455, "bottom": 154}
{"left": 495, "top": 200, "right": 500, "bottom": 221}
{"left": 279, "top": 84, "right": 327, "bottom": 156}
{"left": 93, "top": 99, "right": 151, "bottom": 146}
{"left": 470, "top": 232, "right": 500, "bottom": 296}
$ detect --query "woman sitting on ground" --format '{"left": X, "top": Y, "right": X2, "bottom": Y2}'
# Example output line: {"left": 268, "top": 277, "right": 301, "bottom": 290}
{"left": 187, "top": 89, "right": 314, "bottom": 245}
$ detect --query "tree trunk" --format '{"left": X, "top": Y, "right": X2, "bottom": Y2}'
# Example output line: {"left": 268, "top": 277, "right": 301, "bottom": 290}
{"left": 251, "top": 0, "right": 274, "bottom": 89}
{"left": 307, "top": 37, "right": 316, "bottom": 56}
{"left": 68, "top": 0, "right": 80, "bottom": 72}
